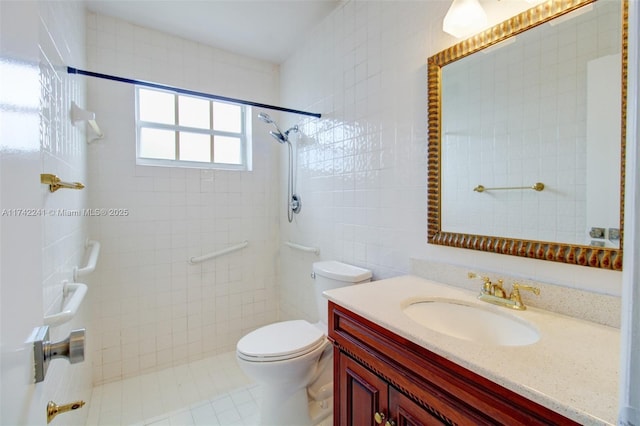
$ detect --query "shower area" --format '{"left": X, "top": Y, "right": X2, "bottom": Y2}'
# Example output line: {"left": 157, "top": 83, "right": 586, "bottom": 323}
{"left": 81, "top": 10, "right": 318, "bottom": 425}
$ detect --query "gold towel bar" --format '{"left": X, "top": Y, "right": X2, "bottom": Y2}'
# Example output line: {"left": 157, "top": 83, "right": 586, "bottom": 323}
{"left": 474, "top": 182, "right": 544, "bottom": 193}
{"left": 41, "top": 174, "right": 85, "bottom": 193}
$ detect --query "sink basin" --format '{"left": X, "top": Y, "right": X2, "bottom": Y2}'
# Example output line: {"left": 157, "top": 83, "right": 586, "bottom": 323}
{"left": 402, "top": 298, "right": 540, "bottom": 346}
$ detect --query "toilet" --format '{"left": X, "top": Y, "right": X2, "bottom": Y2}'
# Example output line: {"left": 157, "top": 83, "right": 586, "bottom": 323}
{"left": 236, "top": 261, "right": 372, "bottom": 426}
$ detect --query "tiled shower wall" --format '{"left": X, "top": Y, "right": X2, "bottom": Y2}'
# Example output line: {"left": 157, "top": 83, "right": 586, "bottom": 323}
{"left": 86, "top": 12, "right": 281, "bottom": 385}
{"left": 278, "top": 1, "right": 445, "bottom": 322}
{"left": 41, "top": 1, "right": 89, "bottom": 320}
{"left": 40, "top": 1, "right": 93, "bottom": 423}
{"left": 277, "top": 0, "right": 623, "bottom": 324}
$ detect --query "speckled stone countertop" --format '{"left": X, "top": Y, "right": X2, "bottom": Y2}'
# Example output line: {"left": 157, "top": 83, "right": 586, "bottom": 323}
{"left": 324, "top": 275, "right": 619, "bottom": 425}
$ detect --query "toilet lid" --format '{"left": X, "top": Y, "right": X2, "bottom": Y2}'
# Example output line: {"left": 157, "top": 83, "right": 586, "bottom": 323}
{"left": 237, "top": 320, "right": 325, "bottom": 361}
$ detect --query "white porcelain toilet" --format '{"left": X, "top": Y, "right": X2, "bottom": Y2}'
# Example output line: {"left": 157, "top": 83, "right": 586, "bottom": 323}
{"left": 236, "top": 261, "right": 372, "bottom": 426}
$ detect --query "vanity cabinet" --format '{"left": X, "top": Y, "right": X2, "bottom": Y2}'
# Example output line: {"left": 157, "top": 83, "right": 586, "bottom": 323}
{"left": 329, "top": 302, "right": 580, "bottom": 426}
{"left": 338, "top": 351, "right": 441, "bottom": 425}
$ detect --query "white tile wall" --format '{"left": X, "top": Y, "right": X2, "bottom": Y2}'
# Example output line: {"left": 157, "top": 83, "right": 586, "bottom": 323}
{"left": 86, "top": 13, "right": 282, "bottom": 385}
{"left": 38, "top": 0, "right": 93, "bottom": 423}
{"left": 40, "top": 1, "right": 89, "bottom": 317}
{"left": 277, "top": 0, "right": 623, "bottom": 323}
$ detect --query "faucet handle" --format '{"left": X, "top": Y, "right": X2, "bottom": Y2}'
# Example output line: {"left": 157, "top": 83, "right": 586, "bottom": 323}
{"left": 480, "top": 276, "right": 492, "bottom": 294}
{"left": 509, "top": 283, "right": 540, "bottom": 310}
{"left": 512, "top": 283, "right": 540, "bottom": 295}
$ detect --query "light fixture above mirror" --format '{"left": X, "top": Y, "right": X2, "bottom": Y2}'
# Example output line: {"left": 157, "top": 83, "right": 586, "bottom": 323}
{"left": 443, "top": 0, "right": 488, "bottom": 38}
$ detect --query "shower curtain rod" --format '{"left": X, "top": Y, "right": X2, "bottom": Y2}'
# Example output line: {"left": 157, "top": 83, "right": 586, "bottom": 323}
{"left": 67, "top": 67, "right": 322, "bottom": 119}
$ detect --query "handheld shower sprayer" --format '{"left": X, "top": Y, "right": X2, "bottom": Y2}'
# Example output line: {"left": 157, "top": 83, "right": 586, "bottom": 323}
{"left": 258, "top": 112, "right": 301, "bottom": 222}
{"left": 258, "top": 112, "right": 298, "bottom": 144}
{"left": 257, "top": 112, "right": 273, "bottom": 123}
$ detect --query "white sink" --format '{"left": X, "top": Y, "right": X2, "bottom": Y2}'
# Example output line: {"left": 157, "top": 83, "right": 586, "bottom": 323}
{"left": 402, "top": 298, "right": 540, "bottom": 346}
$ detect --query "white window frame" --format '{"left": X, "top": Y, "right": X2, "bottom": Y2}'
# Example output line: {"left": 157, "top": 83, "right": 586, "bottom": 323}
{"left": 135, "top": 86, "right": 249, "bottom": 170}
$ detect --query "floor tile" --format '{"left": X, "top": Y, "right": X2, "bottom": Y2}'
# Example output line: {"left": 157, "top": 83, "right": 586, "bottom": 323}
{"left": 86, "top": 351, "right": 254, "bottom": 426}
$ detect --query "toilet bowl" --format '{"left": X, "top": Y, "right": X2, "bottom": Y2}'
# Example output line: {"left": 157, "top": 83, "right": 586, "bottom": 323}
{"left": 236, "top": 261, "right": 372, "bottom": 426}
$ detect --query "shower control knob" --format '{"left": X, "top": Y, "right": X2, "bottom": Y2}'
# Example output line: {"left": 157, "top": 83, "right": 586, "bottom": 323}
{"left": 290, "top": 194, "right": 302, "bottom": 214}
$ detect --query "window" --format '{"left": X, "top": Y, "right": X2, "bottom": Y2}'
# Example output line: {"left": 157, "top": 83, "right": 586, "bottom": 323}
{"left": 135, "top": 86, "right": 249, "bottom": 169}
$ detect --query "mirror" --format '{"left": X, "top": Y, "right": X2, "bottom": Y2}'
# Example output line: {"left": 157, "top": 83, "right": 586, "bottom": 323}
{"left": 427, "top": 0, "right": 627, "bottom": 270}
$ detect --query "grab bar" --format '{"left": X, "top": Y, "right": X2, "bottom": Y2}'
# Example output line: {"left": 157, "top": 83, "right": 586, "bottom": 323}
{"left": 44, "top": 282, "right": 88, "bottom": 327}
{"left": 285, "top": 241, "right": 320, "bottom": 255}
{"left": 473, "top": 182, "right": 545, "bottom": 193}
{"left": 188, "top": 240, "right": 248, "bottom": 265}
{"left": 73, "top": 239, "right": 100, "bottom": 281}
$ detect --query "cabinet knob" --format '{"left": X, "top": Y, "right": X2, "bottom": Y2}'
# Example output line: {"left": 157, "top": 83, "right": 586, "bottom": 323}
{"left": 386, "top": 421, "right": 396, "bottom": 426}
{"left": 374, "top": 412, "right": 386, "bottom": 424}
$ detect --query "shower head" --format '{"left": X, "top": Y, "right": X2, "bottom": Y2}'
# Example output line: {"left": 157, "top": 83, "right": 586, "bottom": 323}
{"left": 258, "top": 111, "right": 284, "bottom": 137}
{"left": 258, "top": 112, "right": 274, "bottom": 124}
{"left": 259, "top": 111, "right": 299, "bottom": 144}
{"left": 270, "top": 130, "right": 288, "bottom": 144}
{"left": 270, "top": 124, "right": 300, "bottom": 144}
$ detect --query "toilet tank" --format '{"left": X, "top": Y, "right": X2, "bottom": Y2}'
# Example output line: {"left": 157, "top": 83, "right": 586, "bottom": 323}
{"left": 313, "top": 261, "right": 372, "bottom": 325}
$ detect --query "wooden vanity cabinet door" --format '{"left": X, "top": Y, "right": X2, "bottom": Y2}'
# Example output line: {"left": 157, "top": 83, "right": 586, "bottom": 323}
{"left": 337, "top": 350, "right": 389, "bottom": 426}
{"left": 337, "top": 350, "right": 445, "bottom": 426}
{"left": 389, "top": 387, "right": 446, "bottom": 426}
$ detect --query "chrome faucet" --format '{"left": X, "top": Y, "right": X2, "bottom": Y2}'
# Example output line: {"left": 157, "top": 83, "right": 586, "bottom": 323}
{"left": 478, "top": 277, "right": 540, "bottom": 310}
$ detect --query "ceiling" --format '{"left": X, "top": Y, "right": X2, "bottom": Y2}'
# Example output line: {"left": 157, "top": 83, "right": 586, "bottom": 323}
{"left": 85, "top": 0, "right": 342, "bottom": 64}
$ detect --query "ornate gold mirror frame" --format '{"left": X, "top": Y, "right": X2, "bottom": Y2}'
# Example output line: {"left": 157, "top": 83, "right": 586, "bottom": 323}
{"left": 427, "top": 0, "right": 628, "bottom": 270}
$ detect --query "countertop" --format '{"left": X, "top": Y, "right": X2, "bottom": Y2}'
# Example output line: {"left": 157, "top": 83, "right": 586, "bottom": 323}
{"left": 324, "top": 275, "right": 619, "bottom": 425}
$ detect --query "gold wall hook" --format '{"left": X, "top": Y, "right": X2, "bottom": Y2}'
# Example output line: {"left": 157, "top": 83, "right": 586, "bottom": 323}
{"left": 40, "top": 174, "right": 85, "bottom": 192}
{"left": 47, "top": 400, "right": 85, "bottom": 424}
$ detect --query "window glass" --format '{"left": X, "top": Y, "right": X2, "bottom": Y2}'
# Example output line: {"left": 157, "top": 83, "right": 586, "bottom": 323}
{"left": 213, "top": 102, "right": 242, "bottom": 133}
{"left": 179, "top": 95, "right": 210, "bottom": 129}
{"left": 214, "top": 136, "right": 242, "bottom": 164}
{"left": 180, "top": 132, "right": 211, "bottom": 162}
{"left": 136, "top": 86, "right": 247, "bottom": 169}
{"left": 139, "top": 88, "right": 175, "bottom": 124}
{"left": 139, "top": 128, "right": 175, "bottom": 160}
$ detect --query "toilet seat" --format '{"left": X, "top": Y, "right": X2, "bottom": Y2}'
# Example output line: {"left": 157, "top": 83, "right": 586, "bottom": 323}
{"left": 237, "top": 320, "right": 325, "bottom": 362}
